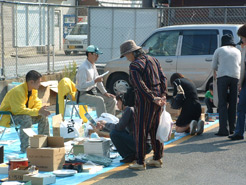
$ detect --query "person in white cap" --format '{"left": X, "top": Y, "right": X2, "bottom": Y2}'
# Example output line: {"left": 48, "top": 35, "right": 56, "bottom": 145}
{"left": 76, "top": 45, "right": 116, "bottom": 117}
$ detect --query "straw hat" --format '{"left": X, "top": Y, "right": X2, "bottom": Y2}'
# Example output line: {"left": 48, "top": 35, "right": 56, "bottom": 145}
{"left": 120, "top": 40, "right": 141, "bottom": 58}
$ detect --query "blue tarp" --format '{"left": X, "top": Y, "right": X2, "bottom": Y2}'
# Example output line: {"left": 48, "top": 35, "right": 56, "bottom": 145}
{"left": 0, "top": 112, "right": 218, "bottom": 184}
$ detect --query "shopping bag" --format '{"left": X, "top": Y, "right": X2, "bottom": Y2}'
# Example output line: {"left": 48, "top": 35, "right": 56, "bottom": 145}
{"left": 156, "top": 106, "right": 173, "bottom": 143}
{"left": 60, "top": 119, "right": 83, "bottom": 138}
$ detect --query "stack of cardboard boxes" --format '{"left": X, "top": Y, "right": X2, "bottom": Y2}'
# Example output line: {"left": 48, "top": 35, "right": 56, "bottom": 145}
{"left": 26, "top": 135, "right": 65, "bottom": 172}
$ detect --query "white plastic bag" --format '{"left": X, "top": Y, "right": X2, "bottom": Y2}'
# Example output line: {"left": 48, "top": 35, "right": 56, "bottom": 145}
{"left": 60, "top": 119, "right": 83, "bottom": 138}
{"left": 95, "top": 113, "right": 119, "bottom": 124}
{"left": 156, "top": 106, "right": 173, "bottom": 142}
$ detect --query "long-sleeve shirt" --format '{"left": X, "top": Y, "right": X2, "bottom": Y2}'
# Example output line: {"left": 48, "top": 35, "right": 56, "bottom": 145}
{"left": 205, "top": 90, "right": 213, "bottom": 99}
{"left": 104, "top": 107, "right": 134, "bottom": 135}
{"left": 76, "top": 59, "right": 107, "bottom": 94}
{"left": 129, "top": 55, "right": 167, "bottom": 102}
{"left": 0, "top": 82, "right": 42, "bottom": 127}
{"left": 212, "top": 46, "right": 241, "bottom": 80}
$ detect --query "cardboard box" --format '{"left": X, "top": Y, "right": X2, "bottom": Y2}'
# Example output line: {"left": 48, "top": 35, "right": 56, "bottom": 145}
{"left": 30, "top": 135, "right": 47, "bottom": 148}
{"left": 200, "top": 113, "right": 205, "bottom": 121}
{"left": 166, "top": 102, "right": 181, "bottom": 120}
{"left": 8, "top": 168, "right": 38, "bottom": 181}
{"left": 27, "top": 137, "right": 65, "bottom": 171}
{"left": 38, "top": 81, "right": 58, "bottom": 106}
{"left": 23, "top": 173, "right": 56, "bottom": 185}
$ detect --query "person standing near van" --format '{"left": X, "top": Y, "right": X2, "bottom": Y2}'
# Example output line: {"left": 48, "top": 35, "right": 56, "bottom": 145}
{"left": 76, "top": 45, "right": 116, "bottom": 117}
{"left": 229, "top": 24, "right": 246, "bottom": 140}
{"left": 120, "top": 40, "right": 167, "bottom": 170}
{"left": 212, "top": 34, "right": 241, "bottom": 136}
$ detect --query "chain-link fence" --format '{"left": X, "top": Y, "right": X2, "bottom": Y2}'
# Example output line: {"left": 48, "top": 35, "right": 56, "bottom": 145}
{"left": 0, "top": 1, "right": 88, "bottom": 80}
{"left": 1, "top": 2, "right": 246, "bottom": 80}
{"left": 160, "top": 6, "right": 246, "bottom": 27}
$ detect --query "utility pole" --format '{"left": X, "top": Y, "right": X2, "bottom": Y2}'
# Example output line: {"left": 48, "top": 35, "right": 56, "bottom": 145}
{"left": 142, "top": 0, "right": 153, "bottom": 8}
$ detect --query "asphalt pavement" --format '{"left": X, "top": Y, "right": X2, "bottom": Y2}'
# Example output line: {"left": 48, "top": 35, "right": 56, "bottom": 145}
{"left": 85, "top": 124, "right": 246, "bottom": 185}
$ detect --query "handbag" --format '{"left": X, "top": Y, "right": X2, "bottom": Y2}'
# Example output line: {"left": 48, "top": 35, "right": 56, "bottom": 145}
{"left": 171, "top": 79, "right": 186, "bottom": 109}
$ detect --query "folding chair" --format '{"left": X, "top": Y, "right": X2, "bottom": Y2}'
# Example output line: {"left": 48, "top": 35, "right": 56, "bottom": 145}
{"left": 58, "top": 77, "right": 88, "bottom": 120}
{"left": 0, "top": 111, "right": 20, "bottom": 140}
{"left": 63, "top": 94, "right": 88, "bottom": 120}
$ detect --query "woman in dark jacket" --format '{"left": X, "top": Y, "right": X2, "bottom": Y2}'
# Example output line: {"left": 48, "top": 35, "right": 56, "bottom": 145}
{"left": 170, "top": 73, "right": 204, "bottom": 135}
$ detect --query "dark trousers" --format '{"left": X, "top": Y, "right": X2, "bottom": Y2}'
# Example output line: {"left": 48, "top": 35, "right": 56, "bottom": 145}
{"left": 110, "top": 129, "right": 152, "bottom": 159}
{"left": 217, "top": 76, "right": 238, "bottom": 134}
{"left": 235, "top": 81, "right": 246, "bottom": 136}
{"left": 205, "top": 97, "right": 215, "bottom": 113}
{"left": 110, "top": 130, "right": 136, "bottom": 159}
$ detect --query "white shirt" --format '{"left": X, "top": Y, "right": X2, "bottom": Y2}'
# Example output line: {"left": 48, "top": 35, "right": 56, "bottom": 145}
{"left": 212, "top": 46, "right": 241, "bottom": 80}
{"left": 76, "top": 59, "right": 107, "bottom": 94}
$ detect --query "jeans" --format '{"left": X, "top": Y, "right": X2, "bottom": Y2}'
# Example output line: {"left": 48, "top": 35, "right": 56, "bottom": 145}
{"left": 235, "top": 81, "right": 246, "bottom": 136}
{"left": 217, "top": 76, "right": 238, "bottom": 134}
{"left": 110, "top": 129, "right": 152, "bottom": 159}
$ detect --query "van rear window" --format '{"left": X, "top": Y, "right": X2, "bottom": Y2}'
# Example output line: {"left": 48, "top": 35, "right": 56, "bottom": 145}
{"left": 181, "top": 30, "right": 217, "bottom": 55}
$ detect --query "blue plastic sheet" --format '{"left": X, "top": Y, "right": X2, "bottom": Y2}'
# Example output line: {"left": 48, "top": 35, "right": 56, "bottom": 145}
{"left": 0, "top": 111, "right": 219, "bottom": 184}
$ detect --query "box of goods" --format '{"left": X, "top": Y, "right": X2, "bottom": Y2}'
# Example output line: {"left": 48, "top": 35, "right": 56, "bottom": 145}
{"left": 8, "top": 166, "right": 38, "bottom": 181}
{"left": 30, "top": 135, "right": 47, "bottom": 148}
{"left": 26, "top": 137, "right": 65, "bottom": 171}
{"left": 23, "top": 173, "right": 56, "bottom": 185}
{"left": 84, "top": 139, "right": 110, "bottom": 158}
{"left": 205, "top": 113, "right": 219, "bottom": 122}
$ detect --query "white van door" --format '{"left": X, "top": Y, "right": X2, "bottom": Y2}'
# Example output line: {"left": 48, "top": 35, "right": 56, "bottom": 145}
{"left": 177, "top": 30, "right": 218, "bottom": 88}
{"left": 141, "top": 30, "right": 180, "bottom": 87}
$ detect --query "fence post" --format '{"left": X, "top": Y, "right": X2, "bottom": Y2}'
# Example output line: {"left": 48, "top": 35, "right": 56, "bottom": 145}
{"left": 0, "top": 2, "right": 5, "bottom": 79}
{"left": 47, "top": 5, "right": 50, "bottom": 74}
{"left": 15, "top": 4, "right": 18, "bottom": 77}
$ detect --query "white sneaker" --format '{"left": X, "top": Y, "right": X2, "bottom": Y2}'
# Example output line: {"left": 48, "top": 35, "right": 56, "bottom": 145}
{"left": 129, "top": 161, "right": 146, "bottom": 170}
{"left": 190, "top": 120, "right": 198, "bottom": 135}
{"left": 197, "top": 120, "right": 204, "bottom": 135}
{"left": 146, "top": 159, "right": 163, "bottom": 168}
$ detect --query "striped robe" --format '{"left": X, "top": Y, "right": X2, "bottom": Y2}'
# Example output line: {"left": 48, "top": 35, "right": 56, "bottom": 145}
{"left": 129, "top": 54, "right": 167, "bottom": 164}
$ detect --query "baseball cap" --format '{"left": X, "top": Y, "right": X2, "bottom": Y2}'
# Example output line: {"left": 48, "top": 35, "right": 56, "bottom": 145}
{"left": 86, "top": 45, "right": 103, "bottom": 55}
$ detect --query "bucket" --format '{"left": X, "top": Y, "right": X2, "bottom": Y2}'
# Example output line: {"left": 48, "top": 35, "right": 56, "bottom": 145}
{"left": 9, "top": 158, "right": 28, "bottom": 170}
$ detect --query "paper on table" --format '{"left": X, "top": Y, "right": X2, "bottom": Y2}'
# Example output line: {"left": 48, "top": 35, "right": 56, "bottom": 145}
{"left": 97, "top": 71, "right": 109, "bottom": 78}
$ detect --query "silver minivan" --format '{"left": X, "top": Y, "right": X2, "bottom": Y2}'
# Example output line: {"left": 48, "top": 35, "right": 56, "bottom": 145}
{"left": 64, "top": 22, "right": 88, "bottom": 55}
{"left": 103, "top": 24, "right": 242, "bottom": 94}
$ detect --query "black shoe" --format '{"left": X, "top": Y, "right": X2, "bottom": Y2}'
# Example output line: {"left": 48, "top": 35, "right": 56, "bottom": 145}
{"left": 215, "top": 132, "right": 229, "bottom": 136}
{"left": 120, "top": 155, "right": 136, "bottom": 163}
{"left": 228, "top": 134, "right": 244, "bottom": 140}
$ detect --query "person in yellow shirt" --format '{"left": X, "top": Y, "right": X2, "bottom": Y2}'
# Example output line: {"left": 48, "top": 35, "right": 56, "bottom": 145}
{"left": 0, "top": 70, "right": 50, "bottom": 153}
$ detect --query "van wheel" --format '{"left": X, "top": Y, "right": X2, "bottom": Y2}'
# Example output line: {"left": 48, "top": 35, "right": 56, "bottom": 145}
{"left": 108, "top": 74, "right": 130, "bottom": 95}
{"left": 73, "top": 51, "right": 78, "bottom": 55}
{"left": 65, "top": 51, "right": 71, "bottom": 55}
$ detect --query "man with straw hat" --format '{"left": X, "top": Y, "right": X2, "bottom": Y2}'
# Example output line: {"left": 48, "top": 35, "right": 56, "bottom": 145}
{"left": 120, "top": 40, "right": 167, "bottom": 170}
